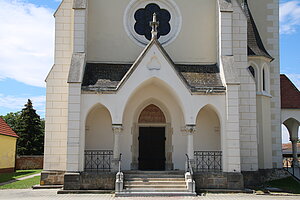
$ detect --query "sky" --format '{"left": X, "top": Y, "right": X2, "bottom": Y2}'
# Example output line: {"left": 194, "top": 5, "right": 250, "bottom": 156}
{"left": 0, "top": 0, "right": 299, "bottom": 143}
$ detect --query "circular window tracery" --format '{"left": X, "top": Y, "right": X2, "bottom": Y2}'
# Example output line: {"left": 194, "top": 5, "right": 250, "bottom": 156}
{"left": 124, "top": 0, "right": 182, "bottom": 46}
{"left": 134, "top": 3, "right": 171, "bottom": 40}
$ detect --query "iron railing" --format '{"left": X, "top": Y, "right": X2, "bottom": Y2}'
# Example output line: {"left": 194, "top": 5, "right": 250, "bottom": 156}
{"left": 84, "top": 150, "right": 113, "bottom": 172}
{"left": 283, "top": 156, "right": 300, "bottom": 180}
{"left": 118, "top": 153, "right": 122, "bottom": 173}
{"left": 185, "top": 154, "right": 194, "bottom": 175}
{"left": 194, "top": 151, "right": 222, "bottom": 172}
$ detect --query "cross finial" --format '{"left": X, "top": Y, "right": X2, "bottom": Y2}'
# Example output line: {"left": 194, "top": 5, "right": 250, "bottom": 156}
{"left": 150, "top": 13, "right": 159, "bottom": 39}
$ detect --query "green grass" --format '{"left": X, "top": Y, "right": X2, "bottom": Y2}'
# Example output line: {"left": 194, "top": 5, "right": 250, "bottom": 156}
{"left": 0, "top": 176, "right": 40, "bottom": 189}
{"left": 0, "top": 169, "right": 42, "bottom": 183}
{"left": 265, "top": 177, "right": 300, "bottom": 194}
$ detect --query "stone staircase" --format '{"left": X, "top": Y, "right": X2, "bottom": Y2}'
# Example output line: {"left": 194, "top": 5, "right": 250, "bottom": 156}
{"left": 115, "top": 171, "right": 196, "bottom": 197}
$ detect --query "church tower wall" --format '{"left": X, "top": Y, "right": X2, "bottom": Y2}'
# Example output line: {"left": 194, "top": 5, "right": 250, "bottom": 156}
{"left": 248, "top": 0, "right": 281, "bottom": 168}
{"left": 232, "top": 0, "right": 258, "bottom": 171}
{"left": 43, "top": 0, "right": 74, "bottom": 175}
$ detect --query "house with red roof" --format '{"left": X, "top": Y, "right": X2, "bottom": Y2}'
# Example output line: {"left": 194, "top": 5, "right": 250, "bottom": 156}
{"left": 0, "top": 117, "right": 19, "bottom": 173}
{"left": 281, "top": 74, "right": 300, "bottom": 166}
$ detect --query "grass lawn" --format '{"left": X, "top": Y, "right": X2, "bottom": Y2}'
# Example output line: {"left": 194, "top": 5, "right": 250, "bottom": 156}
{"left": 0, "top": 169, "right": 42, "bottom": 184}
{"left": 0, "top": 176, "right": 40, "bottom": 189}
{"left": 265, "top": 177, "right": 300, "bottom": 194}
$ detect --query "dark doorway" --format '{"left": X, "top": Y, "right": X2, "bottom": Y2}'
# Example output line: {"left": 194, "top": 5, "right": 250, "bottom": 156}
{"left": 138, "top": 127, "right": 166, "bottom": 170}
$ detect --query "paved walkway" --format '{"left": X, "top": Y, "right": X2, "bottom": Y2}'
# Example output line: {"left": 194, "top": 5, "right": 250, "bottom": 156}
{"left": 0, "top": 173, "right": 41, "bottom": 186}
{"left": 0, "top": 189, "right": 300, "bottom": 200}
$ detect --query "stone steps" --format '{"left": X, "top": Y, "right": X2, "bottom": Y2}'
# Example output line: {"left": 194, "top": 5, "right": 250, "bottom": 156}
{"left": 125, "top": 181, "right": 186, "bottom": 185}
{"left": 116, "top": 171, "right": 196, "bottom": 197}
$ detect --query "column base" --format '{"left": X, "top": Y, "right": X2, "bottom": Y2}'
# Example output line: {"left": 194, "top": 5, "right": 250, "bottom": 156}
{"left": 63, "top": 172, "right": 81, "bottom": 190}
{"left": 41, "top": 170, "right": 65, "bottom": 185}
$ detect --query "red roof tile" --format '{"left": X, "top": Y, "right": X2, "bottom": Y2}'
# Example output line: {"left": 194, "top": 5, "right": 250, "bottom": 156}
{"left": 0, "top": 117, "right": 19, "bottom": 138}
{"left": 281, "top": 74, "right": 300, "bottom": 109}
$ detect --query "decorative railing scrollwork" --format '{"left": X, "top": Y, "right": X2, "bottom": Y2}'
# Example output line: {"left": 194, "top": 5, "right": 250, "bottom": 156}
{"left": 194, "top": 151, "right": 222, "bottom": 172}
{"left": 84, "top": 150, "right": 113, "bottom": 172}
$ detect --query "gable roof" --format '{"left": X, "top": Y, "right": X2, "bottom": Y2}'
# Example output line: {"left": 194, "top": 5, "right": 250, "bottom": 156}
{"left": 82, "top": 38, "right": 225, "bottom": 93}
{"left": 281, "top": 74, "right": 300, "bottom": 109}
{"left": 242, "top": 0, "right": 274, "bottom": 61}
{"left": 0, "top": 117, "right": 19, "bottom": 138}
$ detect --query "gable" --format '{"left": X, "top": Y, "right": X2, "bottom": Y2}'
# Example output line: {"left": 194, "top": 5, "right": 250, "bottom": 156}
{"left": 81, "top": 39, "right": 225, "bottom": 93}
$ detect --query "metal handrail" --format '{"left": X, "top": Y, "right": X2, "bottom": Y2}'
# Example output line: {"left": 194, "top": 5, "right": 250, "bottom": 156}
{"left": 185, "top": 154, "right": 193, "bottom": 176}
{"left": 118, "top": 153, "right": 122, "bottom": 174}
{"left": 283, "top": 157, "right": 300, "bottom": 180}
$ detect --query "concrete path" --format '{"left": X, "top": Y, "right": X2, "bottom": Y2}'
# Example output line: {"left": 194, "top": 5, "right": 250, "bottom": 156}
{"left": 0, "top": 173, "right": 41, "bottom": 186}
{"left": 0, "top": 189, "right": 300, "bottom": 200}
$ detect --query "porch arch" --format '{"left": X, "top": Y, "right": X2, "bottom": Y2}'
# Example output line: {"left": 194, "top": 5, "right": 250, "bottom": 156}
{"left": 121, "top": 77, "right": 186, "bottom": 125}
{"left": 194, "top": 104, "right": 222, "bottom": 171}
{"left": 85, "top": 104, "right": 114, "bottom": 150}
{"left": 282, "top": 118, "right": 300, "bottom": 166}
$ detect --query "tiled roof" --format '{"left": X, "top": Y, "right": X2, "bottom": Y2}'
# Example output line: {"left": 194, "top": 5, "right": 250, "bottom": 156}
{"left": 282, "top": 143, "right": 300, "bottom": 155}
{"left": 82, "top": 63, "right": 225, "bottom": 93}
{"left": 0, "top": 117, "right": 19, "bottom": 138}
{"left": 281, "top": 74, "right": 300, "bottom": 109}
{"left": 243, "top": 0, "right": 274, "bottom": 61}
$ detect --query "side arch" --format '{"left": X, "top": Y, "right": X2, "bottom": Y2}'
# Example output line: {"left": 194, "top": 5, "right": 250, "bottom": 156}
{"left": 194, "top": 104, "right": 222, "bottom": 151}
{"left": 84, "top": 104, "right": 114, "bottom": 150}
{"left": 194, "top": 104, "right": 222, "bottom": 171}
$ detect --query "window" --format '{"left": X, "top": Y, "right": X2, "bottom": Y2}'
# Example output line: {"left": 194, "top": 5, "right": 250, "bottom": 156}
{"left": 248, "top": 66, "right": 255, "bottom": 78}
{"left": 263, "top": 69, "right": 266, "bottom": 91}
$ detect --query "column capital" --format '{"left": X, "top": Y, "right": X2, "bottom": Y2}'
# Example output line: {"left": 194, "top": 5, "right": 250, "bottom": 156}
{"left": 183, "top": 125, "right": 196, "bottom": 135}
{"left": 112, "top": 124, "right": 123, "bottom": 134}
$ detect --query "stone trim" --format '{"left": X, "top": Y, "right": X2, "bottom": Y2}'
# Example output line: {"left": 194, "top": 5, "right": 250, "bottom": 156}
{"left": 68, "top": 53, "right": 86, "bottom": 83}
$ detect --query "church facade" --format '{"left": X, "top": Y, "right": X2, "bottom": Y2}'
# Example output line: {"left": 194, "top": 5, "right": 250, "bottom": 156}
{"left": 42, "top": 0, "right": 282, "bottom": 192}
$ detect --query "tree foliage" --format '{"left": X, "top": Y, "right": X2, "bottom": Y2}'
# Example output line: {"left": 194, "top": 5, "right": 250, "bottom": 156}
{"left": 1, "top": 99, "right": 44, "bottom": 155}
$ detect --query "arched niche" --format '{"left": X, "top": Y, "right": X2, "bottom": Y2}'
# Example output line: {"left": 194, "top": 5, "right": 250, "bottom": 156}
{"left": 194, "top": 105, "right": 221, "bottom": 151}
{"left": 85, "top": 104, "right": 113, "bottom": 150}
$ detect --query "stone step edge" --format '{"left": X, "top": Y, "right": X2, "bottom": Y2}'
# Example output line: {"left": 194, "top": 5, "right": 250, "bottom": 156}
{"left": 125, "top": 181, "right": 186, "bottom": 183}
{"left": 57, "top": 190, "right": 114, "bottom": 194}
{"left": 32, "top": 185, "right": 63, "bottom": 189}
{"left": 115, "top": 192, "right": 196, "bottom": 197}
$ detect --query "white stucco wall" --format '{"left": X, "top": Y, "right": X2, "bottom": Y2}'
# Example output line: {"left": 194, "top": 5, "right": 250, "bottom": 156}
{"left": 194, "top": 105, "right": 221, "bottom": 151}
{"left": 86, "top": 0, "right": 217, "bottom": 64}
{"left": 85, "top": 106, "right": 114, "bottom": 150}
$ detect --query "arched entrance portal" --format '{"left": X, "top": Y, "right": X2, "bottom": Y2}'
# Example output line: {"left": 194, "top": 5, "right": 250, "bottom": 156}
{"left": 138, "top": 105, "right": 166, "bottom": 170}
{"left": 131, "top": 104, "right": 173, "bottom": 170}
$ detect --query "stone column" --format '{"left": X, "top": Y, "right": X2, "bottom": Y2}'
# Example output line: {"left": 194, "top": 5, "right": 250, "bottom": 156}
{"left": 184, "top": 125, "right": 196, "bottom": 166}
{"left": 112, "top": 124, "right": 123, "bottom": 171}
{"left": 291, "top": 138, "right": 299, "bottom": 167}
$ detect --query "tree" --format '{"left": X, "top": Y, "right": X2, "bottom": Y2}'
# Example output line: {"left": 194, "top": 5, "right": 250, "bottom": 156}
{"left": 16, "top": 99, "right": 44, "bottom": 155}
{"left": 1, "top": 111, "right": 21, "bottom": 131}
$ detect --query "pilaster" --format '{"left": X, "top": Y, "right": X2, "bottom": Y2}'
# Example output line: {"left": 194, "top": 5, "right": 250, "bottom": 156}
{"left": 112, "top": 124, "right": 123, "bottom": 171}
{"left": 73, "top": 0, "right": 87, "bottom": 53}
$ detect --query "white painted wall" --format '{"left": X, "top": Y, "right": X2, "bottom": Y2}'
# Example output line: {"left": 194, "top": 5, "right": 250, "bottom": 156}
{"left": 194, "top": 105, "right": 221, "bottom": 151}
{"left": 87, "top": 0, "right": 217, "bottom": 64}
{"left": 85, "top": 106, "right": 114, "bottom": 150}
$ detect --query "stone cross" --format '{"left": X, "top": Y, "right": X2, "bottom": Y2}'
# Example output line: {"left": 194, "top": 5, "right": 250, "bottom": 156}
{"left": 150, "top": 13, "right": 159, "bottom": 39}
